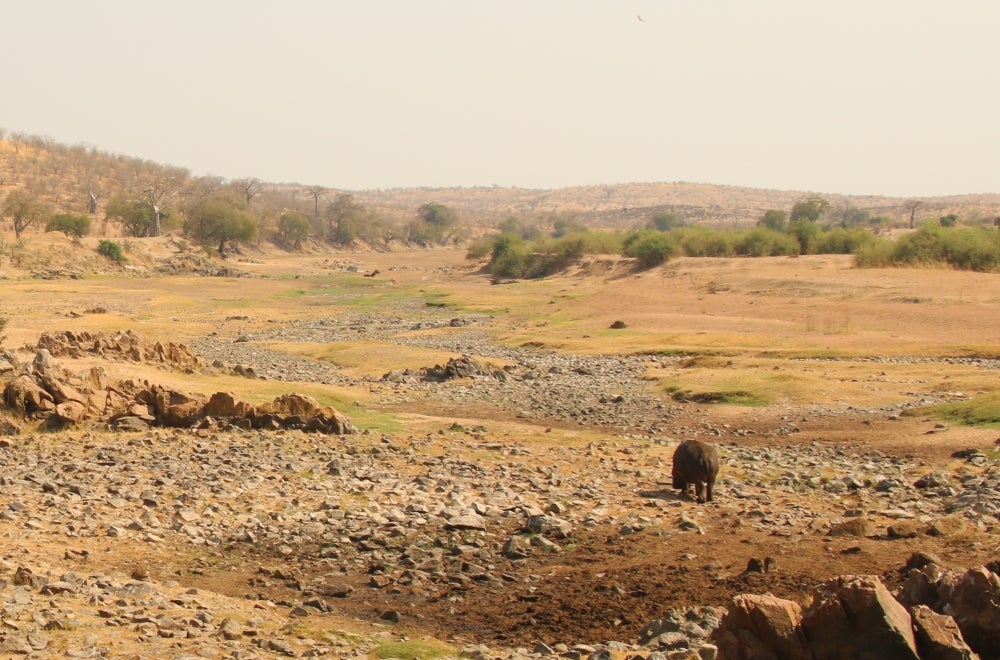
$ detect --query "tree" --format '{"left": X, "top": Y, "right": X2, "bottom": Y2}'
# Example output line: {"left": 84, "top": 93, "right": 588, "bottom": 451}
{"left": 306, "top": 185, "right": 328, "bottom": 220}
{"left": 184, "top": 194, "right": 256, "bottom": 257}
{"left": 3, "top": 189, "right": 50, "bottom": 238}
{"left": 647, "top": 211, "right": 682, "bottom": 231}
{"left": 788, "top": 219, "right": 822, "bottom": 253}
{"left": 324, "top": 193, "right": 367, "bottom": 245}
{"left": 407, "top": 202, "right": 458, "bottom": 246}
{"left": 551, "top": 216, "right": 586, "bottom": 237}
{"left": 105, "top": 194, "right": 159, "bottom": 237}
{"left": 757, "top": 209, "right": 788, "bottom": 231}
{"left": 140, "top": 168, "right": 187, "bottom": 237}
{"left": 232, "top": 177, "right": 264, "bottom": 208}
{"left": 277, "top": 210, "right": 311, "bottom": 249}
{"left": 903, "top": 199, "right": 923, "bottom": 230}
{"left": 790, "top": 196, "right": 830, "bottom": 224}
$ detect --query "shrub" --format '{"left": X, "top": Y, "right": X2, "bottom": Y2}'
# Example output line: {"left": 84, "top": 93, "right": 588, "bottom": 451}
{"left": 734, "top": 227, "right": 800, "bottom": 257}
{"left": 939, "top": 226, "right": 1000, "bottom": 271}
{"left": 627, "top": 231, "right": 680, "bottom": 268}
{"left": 815, "top": 227, "right": 878, "bottom": 254}
{"left": 97, "top": 239, "right": 126, "bottom": 263}
{"left": 46, "top": 212, "right": 92, "bottom": 238}
{"left": 465, "top": 235, "right": 494, "bottom": 261}
{"left": 489, "top": 233, "right": 532, "bottom": 278}
{"left": 852, "top": 237, "right": 895, "bottom": 267}
{"left": 673, "top": 226, "right": 734, "bottom": 257}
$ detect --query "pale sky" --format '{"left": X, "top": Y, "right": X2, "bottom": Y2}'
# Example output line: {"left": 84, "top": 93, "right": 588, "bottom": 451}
{"left": 4, "top": 1, "right": 999, "bottom": 196}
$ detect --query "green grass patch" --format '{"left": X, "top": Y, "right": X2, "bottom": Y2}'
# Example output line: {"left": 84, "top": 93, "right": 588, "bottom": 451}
{"left": 370, "top": 638, "right": 457, "bottom": 660}
{"left": 912, "top": 392, "right": 1000, "bottom": 427}
{"left": 663, "top": 385, "right": 771, "bottom": 406}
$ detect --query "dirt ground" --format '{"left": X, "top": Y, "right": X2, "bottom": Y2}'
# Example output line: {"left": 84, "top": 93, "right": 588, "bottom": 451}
{"left": 2, "top": 236, "right": 999, "bottom": 651}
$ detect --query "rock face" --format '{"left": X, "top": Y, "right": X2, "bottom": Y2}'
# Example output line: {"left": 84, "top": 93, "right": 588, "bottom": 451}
{"left": 715, "top": 562, "right": 1000, "bottom": 660}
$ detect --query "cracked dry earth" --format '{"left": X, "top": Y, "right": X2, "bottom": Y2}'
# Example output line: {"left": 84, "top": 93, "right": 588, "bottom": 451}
{"left": 1, "top": 252, "right": 999, "bottom": 658}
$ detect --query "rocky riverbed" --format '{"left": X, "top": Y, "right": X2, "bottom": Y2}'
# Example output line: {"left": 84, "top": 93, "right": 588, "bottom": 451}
{"left": 1, "top": 308, "right": 998, "bottom": 657}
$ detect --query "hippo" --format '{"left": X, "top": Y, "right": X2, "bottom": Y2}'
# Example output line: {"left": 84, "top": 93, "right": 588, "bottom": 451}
{"left": 671, "top": 439, "right": 720, "bottom": 503}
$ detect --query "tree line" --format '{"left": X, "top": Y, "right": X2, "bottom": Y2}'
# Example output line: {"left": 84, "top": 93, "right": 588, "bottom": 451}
{"left": 469, "top": 196, "right": 1000, "bottom": 277}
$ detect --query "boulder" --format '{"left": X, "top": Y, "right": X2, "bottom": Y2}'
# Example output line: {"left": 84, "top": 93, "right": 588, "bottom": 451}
{"left": 265, "top": 393, "right": 320, "bottom": 416}
{"left": 911, "top": 605, "right": 978, "bottom": 660}
{"left": 524, "top": 514, "right": 572, "bottom": 539}
{"left": 4, "top": 375, "right": 55, "bottom": 414}
{"left": 54, "top": 400, "right": 87, "bottom": 424}
{"left": 713, "top": 593, "right": 809, "bottom": 660}
{"left": 801, "top": 575, "right": 918, "bottom": 659}
{"left": 203, "top": 391, "right": 255, "bottom": 418}
{"left": 938, "top": 567, "right": 1000, "bottom": 657}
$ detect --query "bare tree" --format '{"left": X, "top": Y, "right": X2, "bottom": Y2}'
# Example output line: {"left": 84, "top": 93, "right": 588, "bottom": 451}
{"left": 88, "top": 190, "right": 105, "bottom": 214}
{"left": 140, "top": 167, "right": 188, "bottom": 236}
{"left": 233, "top": 177, "right": 264, "bottom": 208}
{"left": 306, "top": 185, "right": 328, "bottom": 219}
{"left": 903, "top": 199, "right": 922, "bottom": 230}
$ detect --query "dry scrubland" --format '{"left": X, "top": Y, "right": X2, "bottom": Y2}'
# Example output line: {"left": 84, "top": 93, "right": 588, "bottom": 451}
{"left": 0, "top": 236, "right": 999, "bottom": 657}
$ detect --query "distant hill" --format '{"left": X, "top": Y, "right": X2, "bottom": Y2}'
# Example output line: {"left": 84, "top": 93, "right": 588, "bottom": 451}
{"left": 3, "top": 129, "right": 999, "bottom": 230}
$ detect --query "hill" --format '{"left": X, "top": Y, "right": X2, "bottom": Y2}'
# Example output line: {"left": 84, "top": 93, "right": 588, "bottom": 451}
{"left": 3, "top": 128, "right": 999, "bottom": 232}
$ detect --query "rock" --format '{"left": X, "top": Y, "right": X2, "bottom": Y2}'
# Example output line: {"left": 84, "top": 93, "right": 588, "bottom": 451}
{"left": 524, "top": 514, "right": 572, "bottom": 539}
{"left": 828, "top": 517, "right": 875, "bottom": 537}
{"left": 203, "top": 391, "right": 255, "bottom": 418}
{"left": 4, "top": 375, "right": 55, "bottom": 414}
{"left": 713, "top": 593, "right": 809, "bottom": 659}
{"left": 887, "top": 519, "right": 925, "bottom": 539}
{"left": 911, "top": 605, "right": 978, "bottom": 660}
{"left": 927, "top": 516, "right": 967, "bottom": 537}
{"left": 801, "top": 575, "right": 918, "bottom": 659}
{"left": 445, "top": 514, "right": 487, "bottom": 531}
{"left": 937, "top": 567, "right": 1000, "bottom": 657}
{"left": 915, "top": 472, "right": 952, "bottom": 489}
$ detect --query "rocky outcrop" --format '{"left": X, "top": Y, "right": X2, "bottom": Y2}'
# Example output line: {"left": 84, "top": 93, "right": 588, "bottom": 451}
{"left": 421, "top": 355, "right": 510, "bottom": 382}
{"left": 1, "top": 348, "right": 355, "bottom": 435}
{"left": 109, "top": 384, "right": 356, "bottom": 434}
{"left": 714, "top": 559, "right": 997, "bottom": 659}
{"left": 36, "top": 330, "right": 205, "bottom": 372}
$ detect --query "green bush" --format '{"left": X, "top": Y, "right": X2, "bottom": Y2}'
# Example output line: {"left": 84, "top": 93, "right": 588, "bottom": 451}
{"left": 734, "top": 227, "right": 801, "bottom": 257}
{"left": 465, "top": 235, "right": 494, "bottom": 261}
{"left": 97, "top": 239, "right": 126, "bottom": 263}
{"left": 938, "top": 226, "right": 1000, "bottom": 271}
{"left": 626, "top": 231, "right": 680, "bottom": 268}
{"left": 852, "top": 237, "right": 895, "bottom": 267}
{"left": 46, "top": 212, "right": 92, "bottom": 238}
{"left": 814, "top": 227, "right": 878, "bottom": 254}
{"left": 673, "top": 226, "right": 734, "bottom": 257}
{"left": 489, "top": 233, "right": 532, "bottom": 278}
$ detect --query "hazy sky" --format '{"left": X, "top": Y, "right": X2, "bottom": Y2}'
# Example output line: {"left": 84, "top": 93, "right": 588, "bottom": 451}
{"left": 4, "top": 1, "right": 999, "bottom": 196}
